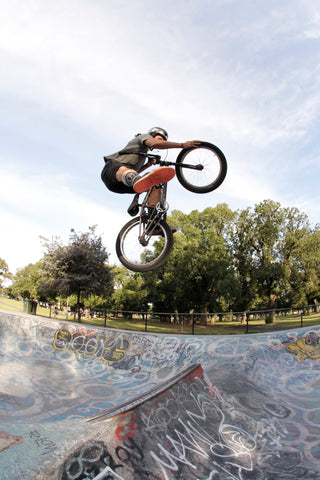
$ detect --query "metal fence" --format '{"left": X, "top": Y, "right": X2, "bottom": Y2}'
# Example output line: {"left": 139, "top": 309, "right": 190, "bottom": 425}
{"left": 10, "top": 297, "right": 320, "bottom": 334}
{"left": 52, "top": 303, "right": 320, "bottom": 335}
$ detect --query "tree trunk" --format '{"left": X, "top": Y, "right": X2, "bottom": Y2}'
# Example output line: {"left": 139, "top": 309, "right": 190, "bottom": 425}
{"left": 265, "top": 293, "right": 276, "bottom": 324}
{"left": 199, "top": 305, "right": 208, "bottom": 325}
{"left": 241, "top": 312, "right": 247, "bottom": 325}
{"left": 77, "top": 289, "right": 81, "bottom": 323}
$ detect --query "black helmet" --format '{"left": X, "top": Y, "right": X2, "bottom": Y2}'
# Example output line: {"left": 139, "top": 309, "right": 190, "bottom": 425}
{"left": 148, "top": 127, "right": 168, "bottom": 140}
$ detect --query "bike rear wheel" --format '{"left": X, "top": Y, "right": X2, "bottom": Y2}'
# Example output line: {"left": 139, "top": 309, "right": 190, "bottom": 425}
{"left": 116, "top": 217, "right": 174, "bottom": 272}
{"left": 175, "top": 141, "right": 227, "bottom": 193}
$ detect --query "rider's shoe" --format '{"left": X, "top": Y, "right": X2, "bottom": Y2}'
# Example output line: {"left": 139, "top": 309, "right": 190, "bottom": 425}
{"left": 133, "top": 167, "right": 175, "bottom": 194}
{"left": 127, "top": 193, "right": 140, "bottom": 216}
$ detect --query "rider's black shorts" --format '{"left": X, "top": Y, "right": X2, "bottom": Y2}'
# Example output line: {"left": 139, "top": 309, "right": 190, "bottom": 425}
{"left": 101, "top": 160, "right": 135, "bottom": 194}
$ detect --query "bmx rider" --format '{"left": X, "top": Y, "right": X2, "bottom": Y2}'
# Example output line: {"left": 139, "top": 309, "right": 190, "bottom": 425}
{"left": 101, "top": 128, "right": 201, "bottom": 211}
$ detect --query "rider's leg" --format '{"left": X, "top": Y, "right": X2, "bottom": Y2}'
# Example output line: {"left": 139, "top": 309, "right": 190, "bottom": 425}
{"left": 121, "top": 169, "right": 163, "bottom": 216}
{"left": 147, "top": 186, "right": 161, "bottom": 206}
{"left": 116, "top": 166, "right": 141, "bottom": 187}
{"left": 116, "top": 165, "right": 175, "bottom": 193}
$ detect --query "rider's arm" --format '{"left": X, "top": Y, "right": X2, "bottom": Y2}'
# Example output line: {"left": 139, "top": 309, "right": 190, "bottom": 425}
{"left": 145, "top": 137, "right": 201, "bottom": 150}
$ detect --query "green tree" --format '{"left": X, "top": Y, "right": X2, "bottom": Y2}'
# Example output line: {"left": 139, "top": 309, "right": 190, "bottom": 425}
{"left": 84, "top": 293, "right": 112, "bottom": 310}
{"left": 288, "top": 228, "right": 320, "bottom": 306}
{"left": 231, "top": 200, "right": 312, "bottom": 322}
{"left": 0, "top": 258, "right": 12, "bottom": 288}
{"left": 41, "top": 226, "right": 114, "bottom": 322}
{"left": 10, "top": 262, "right": 44, "bottom": 300}
{"left": 143, "top": 205, "right": 238, "bottom": 323}
{"left": 111, "top": 266, "right": 149, "bottom": 315}
{"left": 230, "top": 209, "right": 259, "bottom": 315}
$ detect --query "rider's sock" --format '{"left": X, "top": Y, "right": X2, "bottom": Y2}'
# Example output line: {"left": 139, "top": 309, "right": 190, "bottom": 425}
{"left": 122, "top": 171, "right": 141, "bottom": 187}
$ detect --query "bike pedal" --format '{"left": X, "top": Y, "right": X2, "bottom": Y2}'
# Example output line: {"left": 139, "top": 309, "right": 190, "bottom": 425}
{"left": 128, "top": 205, "right": 139, "bottom": 217}
{"left": 151, "top": 227, "right": 177, "bottom": 236}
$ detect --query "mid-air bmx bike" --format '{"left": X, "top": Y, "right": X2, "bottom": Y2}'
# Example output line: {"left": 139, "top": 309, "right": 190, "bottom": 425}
{"left": 116, "top": 142, "right": 227, "bottom": 272}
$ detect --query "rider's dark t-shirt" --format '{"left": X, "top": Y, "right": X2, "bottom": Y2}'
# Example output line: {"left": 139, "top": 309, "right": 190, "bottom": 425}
{"left": 104, "top": 133, "right": 153, "bottom": 171}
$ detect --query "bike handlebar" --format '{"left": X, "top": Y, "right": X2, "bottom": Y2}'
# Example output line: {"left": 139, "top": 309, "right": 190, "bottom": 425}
{"left": 119, "top": 151, "right": 202, "bottom": 171}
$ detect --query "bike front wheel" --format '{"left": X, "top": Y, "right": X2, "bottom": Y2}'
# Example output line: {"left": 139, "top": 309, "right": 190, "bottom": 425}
{"left": 116, "top": 218, "right": 174, "bottom": 272}
{"left": 175, "top": 141, "right": 227, "bottom": 193}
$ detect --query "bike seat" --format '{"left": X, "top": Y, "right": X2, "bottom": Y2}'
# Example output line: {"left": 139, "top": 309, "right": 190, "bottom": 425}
{"left": 127, "top": 193, "right": 140, "bottom": 216}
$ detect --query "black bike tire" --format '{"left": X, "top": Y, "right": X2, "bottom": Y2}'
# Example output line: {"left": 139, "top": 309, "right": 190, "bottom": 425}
{"left": 116, "top": 218, "right": 174, "bottom": 272}
{"left": 175, "top": 141, "right": 227, "bottom": 194}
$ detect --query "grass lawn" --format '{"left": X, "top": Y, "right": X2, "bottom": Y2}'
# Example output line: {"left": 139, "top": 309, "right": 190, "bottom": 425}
{"left": 1, "top": 297, "right": 319, "bottom": 335}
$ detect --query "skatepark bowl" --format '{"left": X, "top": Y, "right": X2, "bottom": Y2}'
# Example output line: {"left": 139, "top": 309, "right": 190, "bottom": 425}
{"left": 0, "top": 310, "right": 320, "bottom": 479}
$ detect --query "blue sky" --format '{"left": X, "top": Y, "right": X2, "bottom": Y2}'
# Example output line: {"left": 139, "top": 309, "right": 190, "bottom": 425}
{"left": 1, "top": 0, "right": 320, "bottom": 274}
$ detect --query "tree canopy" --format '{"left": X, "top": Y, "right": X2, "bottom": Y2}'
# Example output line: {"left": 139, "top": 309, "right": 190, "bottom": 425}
{"left": 140, "top": 205, "right": 238, "bottom": 323}
{"left": 40, "top": 226, "right": 114, "bottom": 321}
{"left": 0, "top": 258, "right": 12, "bottom": 287}
{"left": 9, "top": 262, "right": 42, "bottom": 300}
{"left": 7, "top": 202, "right": 320, "bottom": 323}
{"left": 230, "top": 200, "right": 314, "bottom": 321}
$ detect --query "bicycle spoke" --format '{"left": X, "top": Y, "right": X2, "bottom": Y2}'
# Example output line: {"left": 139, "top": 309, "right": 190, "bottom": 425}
{"left": 175, "top": 142, "right": 227, "bottom": 193}
{"left": 116, "top": 218, "right": 174, "bottom": 272}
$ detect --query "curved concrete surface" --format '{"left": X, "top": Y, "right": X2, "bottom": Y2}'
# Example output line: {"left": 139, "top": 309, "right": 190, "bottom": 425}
{"left": 0, "top": 310, "right": 320, "bottom": 479}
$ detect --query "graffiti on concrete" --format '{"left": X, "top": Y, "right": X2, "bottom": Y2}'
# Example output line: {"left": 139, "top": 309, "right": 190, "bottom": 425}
{"left": 60, "top": 441, "right": 123, "bottom": 480}
{"left": 114, "top": 412, "right": 153, "bottom": 479}
{"left": 28, "top": 430, "right": 58, "bottom": 457}
{"left": 0, "top": 431, "right": 23, "bottom": 453}
{"left": 56, "top": 365, "right": 319, "bottom": 480}
{"left": 108, "top": 366, "right": 320, "bottom": 480}
{"left": 1, "top": 312, "right": 320, "bottom": 479}
{"left": 53, "top": 328, "right": 130, "bottom": 363}
{"left": 286, "top": 330, "right": 320, "bottom": 362}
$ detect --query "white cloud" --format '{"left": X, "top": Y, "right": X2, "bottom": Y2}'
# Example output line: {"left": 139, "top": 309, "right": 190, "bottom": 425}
{"left": 0, "top": 166, "right": 127, "bottom": 273}
{"left": 2, "top": 0, "right": 317, "bottom": 147}
{"left": 0, "top": 0, "right": 319, "bottom": 272}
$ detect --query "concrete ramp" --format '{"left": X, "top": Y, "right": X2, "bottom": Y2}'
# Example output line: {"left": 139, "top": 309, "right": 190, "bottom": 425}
{"left": 0, "top": 311, "right": 320, "bottom": 479}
